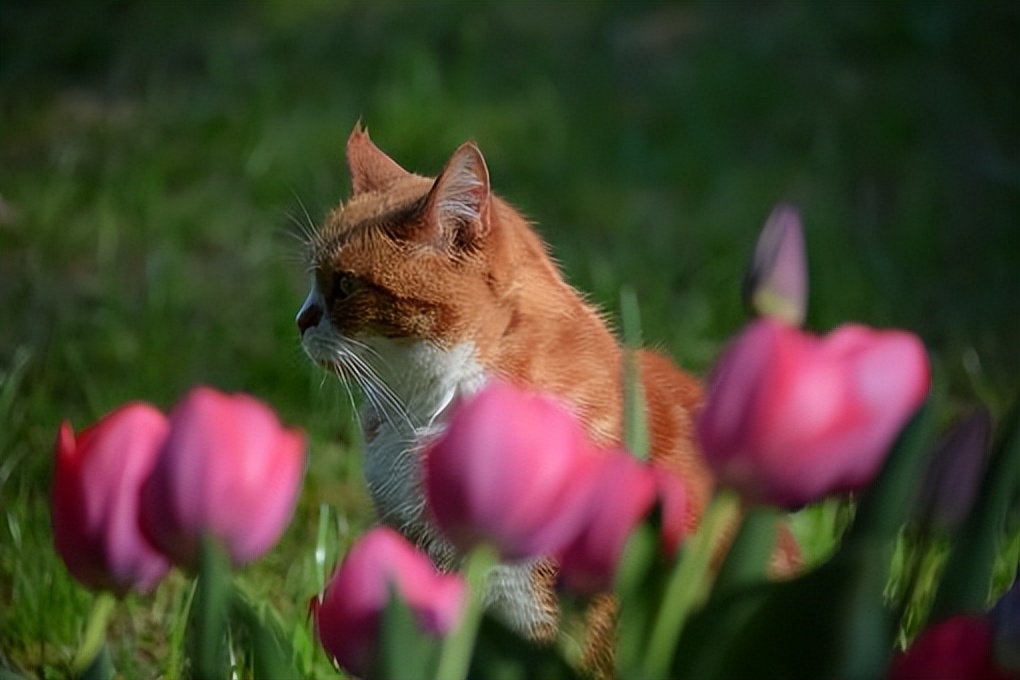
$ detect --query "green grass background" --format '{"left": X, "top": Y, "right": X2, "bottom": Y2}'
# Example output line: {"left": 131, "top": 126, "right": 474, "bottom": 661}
{"left": 1, "top": 0, "right": 1017, "bottom": 676}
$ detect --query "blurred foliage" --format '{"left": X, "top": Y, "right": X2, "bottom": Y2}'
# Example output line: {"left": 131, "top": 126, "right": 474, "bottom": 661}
{"left": 1, "top": 0, "right": 1017, "bottom": 675}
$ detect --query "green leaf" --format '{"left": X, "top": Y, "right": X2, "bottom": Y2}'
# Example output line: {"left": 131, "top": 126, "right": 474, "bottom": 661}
{"left": 70, "top": 592, "right": 115, "bottom": 679}
{"left": 672, "top": 408, "right": 940, "bottom": 680}
{"left": 684, "top": 539, "right": 894, "bottom": 680}
{"left": 930, "top": 396, "right": 1020, "bottom": 620}
{"left": 229, "top": 594, "right": 299, "bottom": 680}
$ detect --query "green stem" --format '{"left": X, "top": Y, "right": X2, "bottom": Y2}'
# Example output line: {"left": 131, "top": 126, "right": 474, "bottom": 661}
{"left": 433, "top": 546, "right": 498, "bottom": 680}
{"left": 642, "top": 490, "right": 740, "bottom": 680}
{"left": 71, "top": 592, "right": 116, "bottom": 675}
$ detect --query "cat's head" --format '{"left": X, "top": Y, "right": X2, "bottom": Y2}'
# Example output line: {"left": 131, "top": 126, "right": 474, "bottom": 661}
{"left": 297, "top": 123, "right": 514, "bottom": 376}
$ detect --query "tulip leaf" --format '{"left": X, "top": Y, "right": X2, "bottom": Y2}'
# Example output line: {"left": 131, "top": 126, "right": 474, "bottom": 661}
{"left": 70, "top": 592, "right": 115, "bottom": 680}
{"left": 229, "top": 594, "right": 298, "bottom": 680}
{"left": 930, "top": 397, "right": 1020, "bottom": 620}
{"left": 683, "top": 539, "right": 894, "bottom": 680}
{"left": 189, "top": 538, "right": 231, "bottom": 680}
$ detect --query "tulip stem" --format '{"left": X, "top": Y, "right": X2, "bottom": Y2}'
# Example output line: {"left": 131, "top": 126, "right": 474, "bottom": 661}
{"left": 434, "top": 545, "right": 498, "bottom": 680}
{"left": 642, "top": 490, "right": 740, "bottom": 680}
{"left": 72, "top": 591, "right": 116, "bottom": 677}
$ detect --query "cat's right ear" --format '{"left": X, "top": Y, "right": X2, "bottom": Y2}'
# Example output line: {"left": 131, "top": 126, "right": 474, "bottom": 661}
{"left": 346, "top": 121, "right": 410, "bottom": 195}
{"left": 422, "top": 142, "right": 491, "bottom": 250}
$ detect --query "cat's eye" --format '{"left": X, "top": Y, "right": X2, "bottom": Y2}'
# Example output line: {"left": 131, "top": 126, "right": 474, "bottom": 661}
{"left": 331, "top": 272, "right": 358, "bottom": 300}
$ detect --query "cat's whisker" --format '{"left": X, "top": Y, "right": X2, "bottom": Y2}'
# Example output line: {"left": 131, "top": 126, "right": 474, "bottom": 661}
{"left": 330, "top": 364, "right": 364, "bottom": 430}
{"left": 339, "top": 347, "right": 414, "bottom": 431}
{"left": 335, "top": 353, "right": 407, "bottom": 432}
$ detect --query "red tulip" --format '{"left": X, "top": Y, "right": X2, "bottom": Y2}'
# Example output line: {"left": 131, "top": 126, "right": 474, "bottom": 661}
{"left": 139, "top": 386, "right": 306, "bottom": 567}
{"left": 314, "top": 527, "right": 466, "bottom": 678}
{"left": 697, "top": 318, "right": 930, "bottom": 508}
{"left": 52, "top": 403, "right": 171, "bottom": 596}
{"left": 558, "top": 452, "right": 690, "bottom": 595}
{"left": 425, "top": 382, "right": 602, "bottom": 561}
{"left": 886, "top": 615, "right": 1015, "bottom": 680}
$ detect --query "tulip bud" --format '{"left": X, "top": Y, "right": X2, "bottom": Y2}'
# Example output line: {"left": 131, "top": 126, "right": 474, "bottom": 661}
{"left": 742, "top": 203, "right": 808, "bottom": 326}
{"left": 913, "top": 408, "right": 993, "bottom": 530}
{"left": 52, "top": 403, "right": 171, "bottom": 596}
{"left": 139, "top": 386, "right": 306, "bottom": 568}
{"left": 314, "top": 528, "right": 466, "bottom": 678}
{"left": 697, "top": 318, "right": 930, "bottom": 508}
{"left": 425, "top": 383, "right": 602, "bottom": 561}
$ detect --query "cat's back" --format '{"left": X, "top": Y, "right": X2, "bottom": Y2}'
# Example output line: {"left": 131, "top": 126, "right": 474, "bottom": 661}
{"left": 639, "top": 349, "right": 714, "bottom": 526}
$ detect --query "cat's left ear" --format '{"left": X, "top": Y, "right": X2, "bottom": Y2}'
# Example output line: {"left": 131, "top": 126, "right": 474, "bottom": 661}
{"left": 423, "top": 142, "right": 491, "bottom": 249}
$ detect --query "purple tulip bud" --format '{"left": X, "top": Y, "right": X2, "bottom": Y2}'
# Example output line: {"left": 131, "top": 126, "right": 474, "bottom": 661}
{"left": 52, "top": 403, "right": 171, "bottom": 596}
{"left": 743, "top": 203, "right": 809, "bottom": 326}
{"left": 913, "top": 408, "right": 993, "bottom": 530}
{"left": 139, "top": 387, "right": 306, "bottom": 568}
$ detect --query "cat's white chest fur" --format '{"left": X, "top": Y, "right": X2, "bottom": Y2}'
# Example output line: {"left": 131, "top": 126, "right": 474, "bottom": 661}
{"left": 301, "top": 320, "right": 555, "bottom": 635}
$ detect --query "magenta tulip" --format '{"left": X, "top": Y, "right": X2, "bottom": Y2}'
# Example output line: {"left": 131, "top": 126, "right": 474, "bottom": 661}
{"left": 425, "top": 382, "right": 603, "bottom": 561}
{"left": 314, "top": 527, "right": 466, "bottom": 678}
{"left": 139, "top": 386, "right": 306, "bottom": 567}
{"left": 697, "top": 318, "right": 930, "bottom": 508}
{"left": 558, "top": 452, "right": 690, "bottom": 595}
{"left": 52, "top": 403, "right": 171, "bottom": 596}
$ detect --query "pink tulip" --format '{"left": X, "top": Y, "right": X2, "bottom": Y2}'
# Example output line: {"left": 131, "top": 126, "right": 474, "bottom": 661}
{"left": 886, "top": 615, "right": 1015, "bottom": 680}
{"left": 425, "top": 382, "right": 602, "bottom": 561}
{"left": 52, "top": 403, "right": 171, "bottom": 596}
{"left": 558, "top": 452, "right": 690, "bottom": 595}
{"left": 314, "top": 527, "right": 466, "bottom": 678}
{"left": 697, "top": 318, "right": 930, "bottom": 508}
{"left": 139, "top": 386, "right": 306, "bottom": 567}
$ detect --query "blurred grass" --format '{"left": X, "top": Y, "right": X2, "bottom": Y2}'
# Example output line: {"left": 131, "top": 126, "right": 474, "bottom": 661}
{"left": 1, "top": 0, "right": 1017, "bottom": 675}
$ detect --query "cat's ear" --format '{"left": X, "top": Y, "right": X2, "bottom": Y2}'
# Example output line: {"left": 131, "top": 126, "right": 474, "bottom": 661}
{"left": 423, "top": 142, "right": 491, "bottom": 249}
{"left": 346, "top": 121, "right": 410, "bottom": 195}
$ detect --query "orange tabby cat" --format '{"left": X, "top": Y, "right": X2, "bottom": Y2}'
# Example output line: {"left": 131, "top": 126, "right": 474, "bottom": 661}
{"left": 298, "top": 123, "right": 788, "bottom": 660}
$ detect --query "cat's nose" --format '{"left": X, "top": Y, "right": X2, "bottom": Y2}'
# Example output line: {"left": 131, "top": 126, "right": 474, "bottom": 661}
{"left": 296, "top": 303, "right": 323, "bottom": 336}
